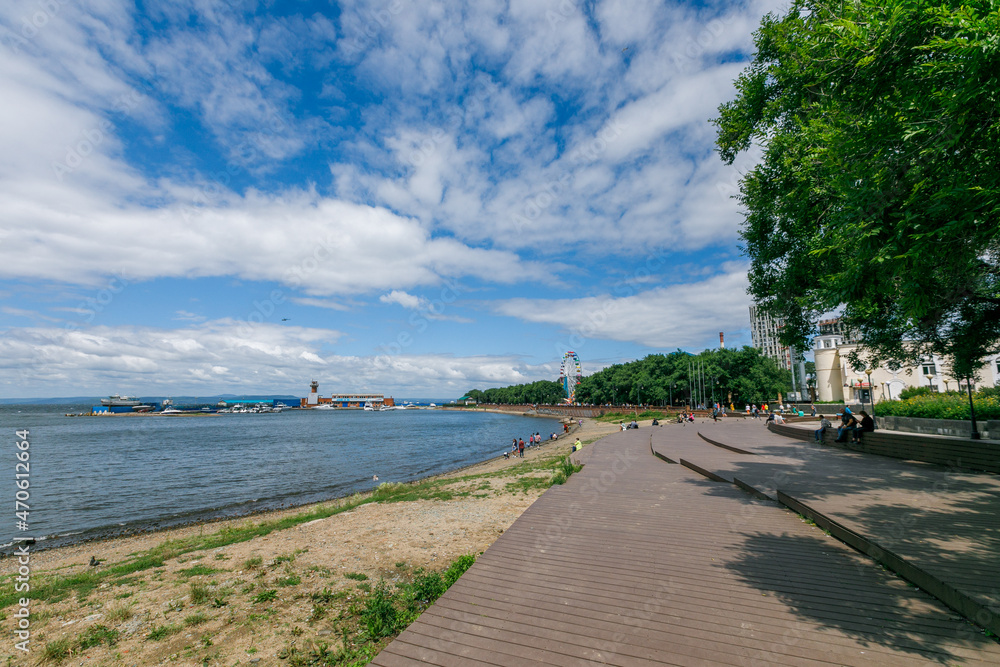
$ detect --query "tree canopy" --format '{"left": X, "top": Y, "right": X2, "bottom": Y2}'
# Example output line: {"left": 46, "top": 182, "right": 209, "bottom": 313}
{"left": 573, "top": 349, "right": 790, "bottom": 407}
{"left": 463, "top": 380, "right": 566, "bottom": 405}
{"left": 714, "top": 0, "right": 1000, "bottom": 377}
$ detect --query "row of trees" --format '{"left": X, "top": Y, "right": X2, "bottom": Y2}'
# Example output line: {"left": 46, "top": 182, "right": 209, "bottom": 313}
{"left": 573, "top": 348, "right": 791, "bottom": 407}
{"left": 462, "top": 380, "right": 566, "bottom": 405}
{"left": 464, "top": 347, "right": 791, "bottom": 407}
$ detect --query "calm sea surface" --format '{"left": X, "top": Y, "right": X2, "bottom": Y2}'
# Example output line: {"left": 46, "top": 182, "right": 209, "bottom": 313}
{"left": 0, "top": 405, "right": 550, "bottom": 552}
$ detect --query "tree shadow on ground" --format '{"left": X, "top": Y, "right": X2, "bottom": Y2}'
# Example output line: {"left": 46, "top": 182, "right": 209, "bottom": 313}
{"left": 724, "top": 529, "right": 996, "bottom": 664}
{"left": 655, "top": 422, "right": 1000, "bottom": 634}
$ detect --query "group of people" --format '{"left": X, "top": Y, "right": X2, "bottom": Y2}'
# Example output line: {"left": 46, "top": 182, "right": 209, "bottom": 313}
{"left": 814, "top": 406, "right": 874, "bottom": 443}
{"left": 619, "top": 420, "right": 639, "bottom": 431}
{"left": 505, "top": 432, "right": 551, "bottom": 459}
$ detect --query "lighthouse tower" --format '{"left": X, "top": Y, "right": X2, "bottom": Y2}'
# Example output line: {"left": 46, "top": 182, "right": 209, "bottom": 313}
{"left": 307, "top": 380, "right": 319, "bottom": 406}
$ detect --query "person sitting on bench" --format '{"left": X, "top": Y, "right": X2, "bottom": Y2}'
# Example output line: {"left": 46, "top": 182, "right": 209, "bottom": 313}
{"left": 854, "top": 410, "right": 875, "bottom": 443}
{"left": 814, "top": 415, "right": 832, "bottom": 441}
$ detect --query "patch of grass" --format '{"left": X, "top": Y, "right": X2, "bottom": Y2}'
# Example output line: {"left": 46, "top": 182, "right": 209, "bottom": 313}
{"left": 356, "top": 582, "right": 372, "bottom": 593}
{"left": 282, "top": 554, "right": 477, "bottom": 667}
{"left": 252, "top": 589, "right": 277, "bottom": 603}
{"left": 178, "top": 564, "right": 219, "bottom": 579}
{"left": 273, "top": 553, "right": 295, "bottom": 564}
{"left": 214, "top": 553, "right": 230, "bottom": 560}
{"left": 551, "top": 456, "right": 584, "bottom": 486}
{"left": 43, "top": 637, "right": 73, "bottom": 663}
{"left": 79, "top": 624, "right": 119, "bottom": 649}
{"left": 106, "top": 601, "right": 134, "bottom": 622}
{"left": 395, "top": 561, "right": 407, "bottom": 569}
{"left": 146, "top": 623, "right": 182, "bottom": 641}
{"left": 190, "top": 582, "right": 212, "bottom": 605}
{"left": 277, "top": 573, "right": 301, "bottom": 587}
{"left": 184, "top": 612, "right": 210, "bottom": 626}
{"left": 505, "top": 475, "right": 551, "bottom": 494}
{"left": 311, "top": 587, "right": 348, "bottom": 604}
{"left": 242, "top": 556, "right": 263, "bottom": 571}
{"left": 362, "top": 582, "right": 399, "bottom": 639}
{"left": 344, "top": 572, "right": 368, "bottom": 581}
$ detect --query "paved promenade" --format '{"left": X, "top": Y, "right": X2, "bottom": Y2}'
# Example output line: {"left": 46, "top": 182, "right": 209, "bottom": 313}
{"left": 372, "top": 421, "right": 1000, "bottom": 665}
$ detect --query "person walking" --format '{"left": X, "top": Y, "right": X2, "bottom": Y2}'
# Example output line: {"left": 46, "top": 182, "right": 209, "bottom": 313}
{"left": 518, "top": 438, "right": 525, "bottom": 458}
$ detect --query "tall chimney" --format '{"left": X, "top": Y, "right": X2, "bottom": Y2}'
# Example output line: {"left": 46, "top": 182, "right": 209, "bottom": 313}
{"left": 719, "top": 332, "right": 725, "bottom": 348}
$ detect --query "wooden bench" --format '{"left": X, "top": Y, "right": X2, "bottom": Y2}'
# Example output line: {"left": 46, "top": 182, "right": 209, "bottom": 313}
{"left": 768, "top": 422, "right": 1000, "bottom": 474}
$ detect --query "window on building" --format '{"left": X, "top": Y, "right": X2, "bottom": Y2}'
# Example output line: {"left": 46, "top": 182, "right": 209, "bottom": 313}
{"left": 922, "top": 363, "right": 937, "bottom": 376}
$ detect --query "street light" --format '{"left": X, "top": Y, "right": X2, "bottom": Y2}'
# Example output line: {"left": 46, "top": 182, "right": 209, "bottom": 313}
{"left": 865, "top": 367, "right": 875, "bottom": 421}
{"left": 925, "top": 373, "right": 935, "bottom": 392}
{"left": 966, "top": 375, "right": 981, "bottom": 440}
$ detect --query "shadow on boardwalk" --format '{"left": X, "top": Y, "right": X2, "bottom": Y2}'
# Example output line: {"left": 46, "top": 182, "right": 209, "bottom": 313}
{"left": 726, "top": 530, "right": 984, "bottom": 665}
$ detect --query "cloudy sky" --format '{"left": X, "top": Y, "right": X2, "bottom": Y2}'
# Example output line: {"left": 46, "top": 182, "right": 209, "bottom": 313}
{"left": 0, "top": 0, "right": 780, "bottom": 399}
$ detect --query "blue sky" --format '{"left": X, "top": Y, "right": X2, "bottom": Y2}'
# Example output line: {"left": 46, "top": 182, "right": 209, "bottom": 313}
{"left": 0, "top": 0, "right": 780, "bottom": 399}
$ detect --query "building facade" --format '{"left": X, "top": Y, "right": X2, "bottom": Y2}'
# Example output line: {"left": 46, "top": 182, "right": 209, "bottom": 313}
{"left": 749, "top": 306, "right": 807, "bottom": 397}
{"left": 813, "top": 339, "right": 1000, "bottom": 404}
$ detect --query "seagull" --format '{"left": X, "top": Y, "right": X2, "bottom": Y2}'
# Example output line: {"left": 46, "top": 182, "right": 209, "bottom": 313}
{"left": 622, "top": 46, "right": 629, "bottom": 52}
{"left": 89, "top": 556, "right": 101, "bottom": 567}
{"left": 373, "top": 474, "right": 379, "bottom": 482}
{"left": 281, "top": 318, "right": 290, "bottom": 321}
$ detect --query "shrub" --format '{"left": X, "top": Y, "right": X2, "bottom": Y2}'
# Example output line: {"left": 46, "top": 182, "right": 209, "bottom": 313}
{"left": 898, "top": 386, "right": 933, "bottom": 400}
{"left": 361, "top": 582, "right": 399, "bottom": 640}
{"left": 252, "top": 589, "right": 277, "bottom": 603}
{"left": 443, "top": 554, "right": 476, "bottom": 587}
{"left": 410, "top": 573, "right": 446, "bottom": 603}
{"left": 876, "top": 392, "right": 1000, "bottom": 421}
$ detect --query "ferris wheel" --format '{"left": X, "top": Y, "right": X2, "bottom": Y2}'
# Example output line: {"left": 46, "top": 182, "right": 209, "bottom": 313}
{"left": 559, "top": 351, "right": 582, "bottom": 403}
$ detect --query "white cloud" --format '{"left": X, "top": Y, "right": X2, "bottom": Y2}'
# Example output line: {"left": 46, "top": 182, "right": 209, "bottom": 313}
{"left": 379, "top": 290, "right": 426, "bottom": 310}
{"left": 0, "top": 321, "right": 560, "bottom": 396}
{"left": 495, "top": 268, "right": 753, "bottom": 349}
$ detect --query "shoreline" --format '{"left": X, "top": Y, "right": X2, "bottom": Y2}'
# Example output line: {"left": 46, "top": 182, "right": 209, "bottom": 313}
{"left": 8, "top": 412, "right": 588, "bottom": 569}
{"left": 3, "top": 409, "right": 568, "bottom": 557}
{"left": 0, "top": 417, "right": 620, "bottom": 666}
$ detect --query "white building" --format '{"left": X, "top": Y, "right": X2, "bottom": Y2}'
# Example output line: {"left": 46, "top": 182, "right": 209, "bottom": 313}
{"left": 749, "top": 306, "right": 807, "bottom": 396}
{"left": 813, "top": 336, "right": 1000, "bottom": 404}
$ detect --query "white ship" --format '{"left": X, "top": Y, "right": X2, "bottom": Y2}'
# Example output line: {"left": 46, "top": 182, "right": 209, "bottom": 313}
{"left": 101, "top": 394, "right": 142, "bottom": 406}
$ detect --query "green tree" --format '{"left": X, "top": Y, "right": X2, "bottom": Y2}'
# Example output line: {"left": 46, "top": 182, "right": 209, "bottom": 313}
{"left": 714, "top": 0, "right": 1000, "bottom": 377}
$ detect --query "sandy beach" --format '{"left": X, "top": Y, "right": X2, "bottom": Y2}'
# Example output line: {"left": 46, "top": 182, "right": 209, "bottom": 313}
{"left": 2, "top": 416, "right": 622, "bottom": 666}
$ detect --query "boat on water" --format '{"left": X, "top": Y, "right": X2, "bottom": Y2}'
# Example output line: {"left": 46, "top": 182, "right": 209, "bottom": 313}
{"left": 101, "top": 394, "right": 142, "bottom": 406}
{"left": 312, "top": 404, "right": 336, "bottom": 410}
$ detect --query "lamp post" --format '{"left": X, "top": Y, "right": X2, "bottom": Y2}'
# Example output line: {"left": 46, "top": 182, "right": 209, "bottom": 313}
{"left": 669, "top": 382, "right": 674, "bottom": 408}
{"left": 925, "top": 373, "right": 935, "bottom": 392}
{"left": 966, "top": 375, "right": 981, "bottom": 440}
{"left": 865, "top": 368, "right": 875, "bottom": 422}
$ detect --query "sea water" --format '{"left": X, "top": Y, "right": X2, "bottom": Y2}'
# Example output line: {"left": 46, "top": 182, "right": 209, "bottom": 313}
{"left": 0, "top": 405, "right": 551, "bottom": 552}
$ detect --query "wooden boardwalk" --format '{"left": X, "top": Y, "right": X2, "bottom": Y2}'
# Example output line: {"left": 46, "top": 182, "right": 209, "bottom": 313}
{"left": 651, "top": 419, "right": 1000, "bottom": 637}
{"left": 372, "top": 424, "right": 1000, "bottom": 665}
